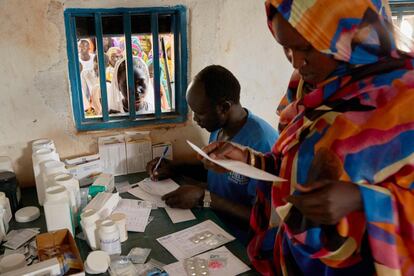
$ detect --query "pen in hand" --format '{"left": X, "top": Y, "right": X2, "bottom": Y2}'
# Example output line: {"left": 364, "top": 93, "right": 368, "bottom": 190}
{"left": 152, "top": 146, "right": 169, "bottom": 180}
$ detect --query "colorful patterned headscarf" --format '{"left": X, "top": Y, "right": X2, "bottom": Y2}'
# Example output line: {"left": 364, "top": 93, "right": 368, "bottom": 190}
{"left": 248, "top": 1, "right": 414, "bottom": 275}
{"left": 266, "top": 0, "right": 414, "bottom": 64}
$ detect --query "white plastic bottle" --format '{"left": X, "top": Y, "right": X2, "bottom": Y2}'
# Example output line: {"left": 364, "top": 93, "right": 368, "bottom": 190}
{"left": 43, "top": 185, "right": 74, "bottom": 235}
{"left": 53, "top": 173, "right": 80, "bottom": 223}
{"left": 109, "top": 213, "right": 128, "bottom": 243}
{"left": 39, "top": 160, "right": 67, "bottom": 205}
{"left": 80, "top": 209, "right": 100, "bottom": 250}
{"left": 99, "top": 219, "right": 121, "bottom": 255}
{"left": 32, "top": 148, "right": 59, "bottom": 205}
{"left": 0, "top": 192, "right": 12, "bottom": 232}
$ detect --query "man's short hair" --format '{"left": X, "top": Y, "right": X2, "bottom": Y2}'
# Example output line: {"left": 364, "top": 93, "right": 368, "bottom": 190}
{"left": 194, "top": 65, "right": 241, "bottom": 105}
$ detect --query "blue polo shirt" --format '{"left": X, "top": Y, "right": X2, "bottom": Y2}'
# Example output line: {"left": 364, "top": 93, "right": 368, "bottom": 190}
{"left": 207, "top": 109, "right": 278, "bottom": 244}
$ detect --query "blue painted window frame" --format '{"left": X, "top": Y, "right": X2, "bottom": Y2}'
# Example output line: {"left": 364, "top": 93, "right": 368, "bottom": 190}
{"left": 64, "top": 6, "right": 188, "bottom": 131}
{"left": 390, "top": 0, "right": 414, "bottom": 23}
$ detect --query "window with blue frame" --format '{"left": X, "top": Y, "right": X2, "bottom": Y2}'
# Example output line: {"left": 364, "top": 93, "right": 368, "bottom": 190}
{"left": 64, "top": 6, "right": 188, "bottom": 131}
{"left": 390, "top": 0, "right": 414, "bottom": 39}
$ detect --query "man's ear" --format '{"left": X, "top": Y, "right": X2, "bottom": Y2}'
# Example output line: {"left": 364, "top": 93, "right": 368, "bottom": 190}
{"left": 219, "top": 100, "right": 232, "bottom": 114}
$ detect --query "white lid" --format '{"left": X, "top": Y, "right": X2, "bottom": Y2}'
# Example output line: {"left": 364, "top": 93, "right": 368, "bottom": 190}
{"left": 85, "top": 251, "right": 110, "bottom": 274}
{"left": 33, "top": 148, "right": 58, "bottom": 162}
{"left": 42, "top": 160, "right": 66, "bottom": 174}
{"left": 109, "top": 213, "right": 126, "bottom": 224}
{"left": 0, "top": 192, "right": 5, "bottom": 201}
{"left": 0, "top": 253, "right": 26, "bottom": 272}
{"left": 45, "top": 185, "right": 68, "bottom": 202}
{"left": 99, "top": 219, "right": 118, "bottom": 233}
{"left": 81, "top": 209, "right": 100, "bottom": 225}
{"left": 15, "top": 206, "right": 40, "bottom": 223}
{"left": 32, "top": 139, "right": 55, "bottom": 151}
{"left": 54, "top": 173, "right": 74, "bottom": 184}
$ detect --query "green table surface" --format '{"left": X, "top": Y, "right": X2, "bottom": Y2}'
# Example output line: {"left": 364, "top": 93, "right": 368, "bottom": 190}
{"left": 9, "top": 173, "right": 260, "bottom": 276}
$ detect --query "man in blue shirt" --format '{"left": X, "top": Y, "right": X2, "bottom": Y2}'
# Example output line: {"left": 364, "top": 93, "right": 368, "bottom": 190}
{"left": 146, "top": 65, "right": 278, "bottom": 243}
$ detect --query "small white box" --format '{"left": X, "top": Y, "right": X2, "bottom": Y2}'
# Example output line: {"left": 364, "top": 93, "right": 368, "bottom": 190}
{"left": 2, "top": 257, "right": 62, "bottom": 276}
{"left": 152, "top": 142, "right": 173, "bottom": 160}
{"left": 84, "top": 192, "right": 120, "bottom": 218}
{"left": 64, "top": 154, "right": 103, "bottom": 187}
{"left": 125, "top": 131, "right": 152, "bottom": 174}
{"left": 98, "top": 135, "right": 127, "bottom": 176}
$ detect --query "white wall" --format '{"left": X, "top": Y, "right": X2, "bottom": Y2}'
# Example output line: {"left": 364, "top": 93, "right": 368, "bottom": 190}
{"left": 0, "top": 0, "right": 292, "bottom": 187}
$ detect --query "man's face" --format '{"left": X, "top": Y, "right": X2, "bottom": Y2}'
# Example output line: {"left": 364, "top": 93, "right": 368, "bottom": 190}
{"left": 79, "top": 40, "right": 90, "bottom": 55}
{"left": 186, "top": 81, "right": 225, "bottom": 133}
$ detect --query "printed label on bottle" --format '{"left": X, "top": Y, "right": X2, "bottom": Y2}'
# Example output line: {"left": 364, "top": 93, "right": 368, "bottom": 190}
{"left": 100, "top": 237, "right": 121, "bottom": 255}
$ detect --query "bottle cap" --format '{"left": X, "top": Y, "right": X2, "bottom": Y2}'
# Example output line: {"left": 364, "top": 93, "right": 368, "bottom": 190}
{"left": 45, "top": 185, "right": 68, "bottom": 202}
{"left": 15, "top": 206, "right": 40, "bottom": 223}
{"left": 32, "top": 139, "right": 55, "bottom": 152}
{"left": 81, "top": 209, "right": 100, "bottom": 225}
{"left": 109, "top": 213, "right": 126, "bottom": 224}
{"left": 0, "top": 253, "right": 26, "bottom": 273}
{"left": 85, "top": 250, "right": 110, "bottom": 274}
{"left": 54, "top": 173, "right": 74, "bottom": 184}
{"left": 42, "top": 161, "right": 66, "bottom": 175}
{"left": 100, "top": 219, "right": 118, "bottom": 233}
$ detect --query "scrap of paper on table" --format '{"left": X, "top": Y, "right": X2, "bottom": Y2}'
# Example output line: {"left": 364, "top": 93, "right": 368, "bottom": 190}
{"left": 186, "top": 140, "right": 286, "bottom": 182}
{"left": 165, "top": 207, "right": 196, "bottom": 223}
{"left": 129, "top": 178, "right": 196, "bottom": 223}
{"left": 156, "top": 220, "right": 235, "bottom": 260}
{"left": 163, "top": 246, "right": 250, "bottom": 276}
{"left": 114, "top": 198, "right": 151, "bottom": 232}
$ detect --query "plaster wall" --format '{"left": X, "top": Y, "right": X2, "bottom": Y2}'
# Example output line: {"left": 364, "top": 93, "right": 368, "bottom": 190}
{"left": 0, "top": 0, "right": 292, "bottom": 187}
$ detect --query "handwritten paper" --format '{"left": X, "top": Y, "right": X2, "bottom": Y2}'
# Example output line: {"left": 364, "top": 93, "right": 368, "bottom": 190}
{"left": 163, "top": 246, "right": 250, "bottom": 276}
{"left": 114, "top": 199, "right": 151, "bottom": 232}
{"left": 128, "top": 186, "right": 167, "bottom": 208}
{"left": 138, "top": 178, "right": 180, "bottom": 196}
{"left": 187, "top": 140, "right": 286, "bottom": 182}
{"left": 129, "top": 179, "right": 196, "bottom": 223}
{"left": 157, "top": 220, "right": 235, "bottom": 260}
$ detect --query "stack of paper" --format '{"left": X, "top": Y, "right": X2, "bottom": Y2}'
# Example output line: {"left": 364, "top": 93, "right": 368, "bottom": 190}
{"left": 128, "top": 178, "right": 196, "bottom": 223}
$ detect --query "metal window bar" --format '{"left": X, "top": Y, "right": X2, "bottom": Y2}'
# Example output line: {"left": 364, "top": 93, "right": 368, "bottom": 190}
{"left": 172, "top": 12, "right": 180, "bottom": 114}
{"left": 69, "top": 16, "right": 86, "bottom": 122}
{"left": 94, "top": 13, "right": 109, "bottom": 122}
{"left": 151, "top": 13, "right": 162, "bottom": 118}
{"left": 123, "top": 13, "right": 137, "bottom": 120}
{"left": 178, "top": 9, "right": 188, "bottom": 116}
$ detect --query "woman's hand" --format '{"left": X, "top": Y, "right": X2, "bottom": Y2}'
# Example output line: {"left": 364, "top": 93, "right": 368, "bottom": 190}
{"left": 286, "top": 180, "right": 363, "bottom": 225}
{"left": 197, "top": 141, "right": 249, "bottom": 173}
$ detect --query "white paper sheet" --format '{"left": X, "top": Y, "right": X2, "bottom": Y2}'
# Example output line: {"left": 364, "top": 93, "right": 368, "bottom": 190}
{"left": 187, "top": 140, "right": 286, "bottom": 182}
{"left": 138, "top": 178, "right": 180, "bottom": 196}
{"left": 114, "top": 198, "right": 151, "bottom": 232}
{"left": 128, "top": 186, "right": 167, "bottom": 207}
{"left": 157, "top": 220, "right": 235, "bottom": 260}
{"left": 165, "top": 207, "right": 196, "bottom": 223}
{"left": 163, "top": 246, "right": 250, "bottom": 276}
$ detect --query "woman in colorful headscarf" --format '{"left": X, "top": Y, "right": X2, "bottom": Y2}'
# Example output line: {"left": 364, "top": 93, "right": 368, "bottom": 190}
{"left": 198, "top": 0, "right": 414, "bottom": 275}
